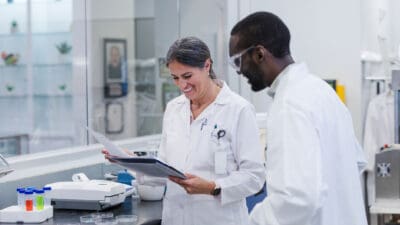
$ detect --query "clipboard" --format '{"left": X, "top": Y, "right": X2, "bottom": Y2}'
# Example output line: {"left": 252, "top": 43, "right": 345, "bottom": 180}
{"left": 85, "top": 127, "right": 185, "bottom": 179}
{"left": 109, "top": 156, "right": 186, "bottom": 179}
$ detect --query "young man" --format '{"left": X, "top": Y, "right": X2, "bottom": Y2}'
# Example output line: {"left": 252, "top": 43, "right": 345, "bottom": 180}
{"left": 229, "top": 11, "right": 368, "bottom": 225}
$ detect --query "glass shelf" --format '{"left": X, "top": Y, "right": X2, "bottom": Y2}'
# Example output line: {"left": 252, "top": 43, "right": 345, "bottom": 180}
{"left": 0, "top": 63, "right": 72, "bottom": 68}
{"left": 0, "top": 94, "right": 27, "bottom": 98}
{"left": 33, "top": 94, "right": 72, "bottom": 97}
{"left": 0, "top": 31, "right": 71, "bottom": 38}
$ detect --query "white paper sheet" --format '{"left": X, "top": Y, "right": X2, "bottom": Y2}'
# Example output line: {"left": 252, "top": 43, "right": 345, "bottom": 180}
{"left": 86, "top": 127, "right": 130, "bottom": 157}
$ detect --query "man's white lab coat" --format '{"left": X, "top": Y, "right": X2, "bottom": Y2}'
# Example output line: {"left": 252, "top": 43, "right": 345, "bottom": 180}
{"left": 153, "top": 82, "right": 265, "bottom": 225}
{"left": 250, "top": 63, "right": 367, "bottom": 225}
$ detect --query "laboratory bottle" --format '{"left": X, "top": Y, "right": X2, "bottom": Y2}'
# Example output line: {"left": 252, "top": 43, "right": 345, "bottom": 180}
{"left": 16, "top": 188, "right": 25, "bottom": 208}
{"left": 35, "top": 189, "right": 45, "bottom": 210}
{"left": 24, "top": 190, "right": 34, "bottom": 211}
{"left": 43, "top": 186, "right": 52, "bottom": 206}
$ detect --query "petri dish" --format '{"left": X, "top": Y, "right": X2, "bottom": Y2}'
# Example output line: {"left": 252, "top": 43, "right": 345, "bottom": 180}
{"left": 56, "top": 223, "right": 80, "bottom": 225}
{"left": 80, "top": 215, "right": 95, "bottom": 224}
{"left": 91, "top": 212, "right": 114, "bottom": 220}
{"left": 116, "top": 215, "right": 138, "bottom": 224}
{"left": 94, "top": 218, "right": 118, "bottom": 225}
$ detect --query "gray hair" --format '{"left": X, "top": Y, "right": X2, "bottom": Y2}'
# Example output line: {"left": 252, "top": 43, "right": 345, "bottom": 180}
{"left": 166, "top": 37, "right": 216, "bottom": 79}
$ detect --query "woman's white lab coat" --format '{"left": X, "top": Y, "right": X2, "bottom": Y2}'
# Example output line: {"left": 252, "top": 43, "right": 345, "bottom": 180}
{"left": 149, "top": 82, "right": 265, "bottom": 225}
{"left": 249, "top": 63, "right": 367, "bottom": 225}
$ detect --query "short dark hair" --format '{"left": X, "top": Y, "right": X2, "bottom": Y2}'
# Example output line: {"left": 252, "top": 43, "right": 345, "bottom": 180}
{"left": 231, "top": 11, "right": 291, "bottom": 58}
{"left": 166, "top": 37, "right": 216, "bottom": 79}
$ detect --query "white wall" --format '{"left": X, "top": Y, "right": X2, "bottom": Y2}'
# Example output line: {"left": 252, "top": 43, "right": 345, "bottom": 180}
{"left": 227, "top": 0, "right": 363, "bottom": 140}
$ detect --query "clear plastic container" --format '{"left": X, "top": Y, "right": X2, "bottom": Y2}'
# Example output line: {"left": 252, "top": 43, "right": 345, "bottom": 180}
{"left": 16, "top": 188, "right": 25, "bottom": 208}
{"left": 35, "top": 189, "right": 45, "bottom": 210}
{"left": 116, "top": 215, "right": 138, "bottom": 225}
{"left": 80, "top": 215, "right": 95, "bottom": 224}
{"left": 24, "top": 190, "right": 34, "bottom": 211}
{"left": 90, "top": 212, "right": 114, "bottom": 224}
{"left": 94, "top": 217, "right": 117, "bottom": 225}
{"left": 43, "top": 186, "right": 52, "bottom": 206}
{"left": 90, "top": 212, "right": 114, "bottom": 220}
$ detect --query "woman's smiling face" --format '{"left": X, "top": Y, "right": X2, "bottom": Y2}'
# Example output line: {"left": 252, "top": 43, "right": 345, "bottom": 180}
{"left": 168, "top": 59, "right": 211, "bottom": 101}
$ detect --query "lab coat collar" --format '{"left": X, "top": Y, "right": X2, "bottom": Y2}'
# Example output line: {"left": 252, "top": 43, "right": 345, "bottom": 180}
{"left": 266, "top": 62, "right": 307, "bottom": 98}
{"left": 174, "top": 79, "right": 231, "bottom": 105}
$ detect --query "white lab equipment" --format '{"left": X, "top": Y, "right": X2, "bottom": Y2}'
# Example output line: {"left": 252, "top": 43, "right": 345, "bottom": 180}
{"left": 363, "top": 90, "right": 393, "bottom": 205}
{"left": 137, "top": 184, "right": 165, "bottom": 201}
{"left": 46, "top": 173, "right": 126, "bottom": 210}
{"left": 0, "top": 205, "right": 53, "bottom": 223}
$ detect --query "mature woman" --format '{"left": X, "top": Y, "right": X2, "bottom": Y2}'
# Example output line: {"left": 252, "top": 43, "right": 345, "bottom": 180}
{"left": 156, "top": 37, "right": 265, "bottom": 225}
{"left": 105, "top": 36, "right": 265, "bottom": 225}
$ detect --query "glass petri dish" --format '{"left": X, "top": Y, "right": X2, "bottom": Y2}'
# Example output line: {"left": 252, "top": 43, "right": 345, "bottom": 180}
{"left": 56, "top": 223, "right": 80, "bottom": 225}
{"left": 116, "top": 215, "right": 138, "bottom": 224}
{"left": 80, "top": 215, "right": 95, "bottom": 224}
{"left": 90, "top": 212, "right": 114, "bottom": 220}
{"left": 94, "top": 218, "right": 118, "bottom": 225}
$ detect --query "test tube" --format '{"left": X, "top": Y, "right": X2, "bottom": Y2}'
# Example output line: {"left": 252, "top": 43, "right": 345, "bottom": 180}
{"left": 35, "top": 189, "right": 45, "bottom": 210}
{"left": 24, "top": 190, "right": 34, "bottom": 211}
{"left": 16, "top": 188, "right": 25, "bottom": 208}
{"left": 25, "top": 187, "right": 36, "bottom": 209}
{"left": 43, "top": 186, "right": 52, "bottom": 206}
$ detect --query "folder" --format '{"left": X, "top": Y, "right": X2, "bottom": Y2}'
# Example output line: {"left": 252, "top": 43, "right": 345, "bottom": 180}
{"left": 109, "top": 156, "right": 186, "bottom": 179}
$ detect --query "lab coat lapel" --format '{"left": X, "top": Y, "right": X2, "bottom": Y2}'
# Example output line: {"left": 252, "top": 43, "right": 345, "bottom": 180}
{"left": 178, "top": 97, "right": 191, "bottom": 137}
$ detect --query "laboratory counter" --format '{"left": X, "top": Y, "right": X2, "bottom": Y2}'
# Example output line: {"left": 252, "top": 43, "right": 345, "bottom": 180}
{"left": 0, "top": 197, "right": 162, "bottom": 225}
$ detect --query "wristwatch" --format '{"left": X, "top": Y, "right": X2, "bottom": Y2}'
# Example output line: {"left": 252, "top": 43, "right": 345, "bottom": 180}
{"left": 211, "top": 185, "right": 221, "bottom": 196}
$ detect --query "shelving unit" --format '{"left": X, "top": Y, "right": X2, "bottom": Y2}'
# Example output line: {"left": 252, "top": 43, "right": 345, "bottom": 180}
{"left": 0, "top": 1, "right": 74, "bottom": 155}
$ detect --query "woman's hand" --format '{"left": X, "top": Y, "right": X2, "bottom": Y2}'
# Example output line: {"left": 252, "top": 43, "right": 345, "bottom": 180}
{"left": 169, "top": 173, "right": 216, "bottom": 195}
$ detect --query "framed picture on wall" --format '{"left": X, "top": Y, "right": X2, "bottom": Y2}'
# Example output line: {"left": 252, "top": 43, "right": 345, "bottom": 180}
{"left": 162, "top": 82, "right": 181, "bottom": 110}
{"left": 158, "top": 57, "right": 170, "bottom": 78}
{"left": 103, "top": 38, "right": 128, "bottom": 97}
{"left": 104, "top": 38, "right": 127, "bottom": 83}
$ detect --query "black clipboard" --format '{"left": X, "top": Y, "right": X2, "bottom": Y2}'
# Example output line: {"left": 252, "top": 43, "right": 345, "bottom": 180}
{"left": 109, "top": 156, "right": 186, "bottom": 179}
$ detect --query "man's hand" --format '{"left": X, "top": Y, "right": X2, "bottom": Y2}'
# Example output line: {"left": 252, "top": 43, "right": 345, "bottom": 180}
{"left": 169, "top": 173, "right": 216, "bottom": 195}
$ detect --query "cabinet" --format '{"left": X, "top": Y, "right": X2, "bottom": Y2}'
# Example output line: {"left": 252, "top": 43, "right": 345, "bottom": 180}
{"left": 0, "top": 32, "right": 74, "bottom": 154}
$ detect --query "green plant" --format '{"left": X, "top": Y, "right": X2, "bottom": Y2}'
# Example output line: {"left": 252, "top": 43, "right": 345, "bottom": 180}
{"left": 56, "top": 42, "right": 72, "bottom": 54}
{"left": 58, "top": 84, "right": 66, "bottom": 91}
{"left": 11, "top": 20, "right": 18, "bottom": 28}
{"left": 6, "top": 84, "right": 14, "bottom": 92}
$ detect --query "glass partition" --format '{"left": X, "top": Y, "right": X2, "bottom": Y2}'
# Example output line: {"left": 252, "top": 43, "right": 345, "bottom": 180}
{"left": 0, "top": 0, "right": 228, "bottom": 158}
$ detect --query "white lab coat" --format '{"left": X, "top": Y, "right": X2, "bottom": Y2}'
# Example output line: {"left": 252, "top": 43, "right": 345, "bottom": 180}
{"left": 148, "top": 81, "right": 265, "bottom": 225}
{"left": 363, "top": 91, "right": 394, "bottom": 205}
{"left": 250, "top": 63, "right": 368, "bottom": 225}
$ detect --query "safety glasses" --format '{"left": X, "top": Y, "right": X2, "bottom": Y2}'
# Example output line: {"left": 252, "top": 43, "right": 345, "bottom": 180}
{"left": 229, "top": 46, "right": 255, "bottom": 73}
